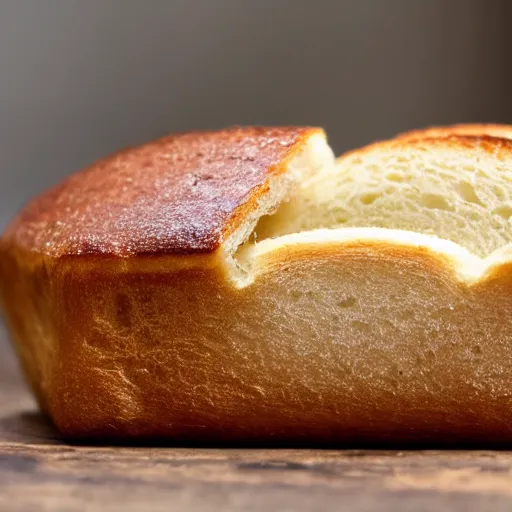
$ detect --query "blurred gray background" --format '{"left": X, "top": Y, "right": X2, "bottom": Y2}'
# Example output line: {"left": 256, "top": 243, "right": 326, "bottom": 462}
{"left": 0, "top": 0, "right": 511, "bottom": 229}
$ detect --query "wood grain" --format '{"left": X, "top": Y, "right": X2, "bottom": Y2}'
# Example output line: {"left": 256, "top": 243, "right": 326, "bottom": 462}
{"left": 1, "top": 328, "right": 512, "bottom": 511}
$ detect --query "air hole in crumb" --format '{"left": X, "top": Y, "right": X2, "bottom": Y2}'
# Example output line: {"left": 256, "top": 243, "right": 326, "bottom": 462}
{"left": 472, "top": 345, "right": 482, "bottom": 355}
{"left": 421, "top": 194, "right": 452, "bottom": 211}
{"left": 339, "top": 297, "right": 357, "bottom": 308}
{"left": 493, "top": 206, "right": 512, "bottom": 220}
{"left": 290, "top": 290, "right": 302, "bottom": 301}
{"left": 398, "top": 370, "right": 403, "bottom": 376}
{"left": 386, "top": 172, "right": 407, "bottom": 183}
{"left": 456, "top": 181, "right": 483, "bottom": 206}
{"left": 493, "top": 186, "right": 506, "bottom": 201}
{"left": 360, "top": 193, "right": 380, "bottom": 205}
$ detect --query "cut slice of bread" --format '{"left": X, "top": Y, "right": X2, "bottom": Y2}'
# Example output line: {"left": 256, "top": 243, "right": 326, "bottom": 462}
{"left": 256, "top": 133, "right": 512, "bottom": 258}
{"left": 3, "top": 125, "right": 512, "bottom": 444}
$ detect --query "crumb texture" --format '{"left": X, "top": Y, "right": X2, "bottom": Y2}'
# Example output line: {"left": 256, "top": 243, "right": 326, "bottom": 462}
{"left": 256, "top": 135, "right": 512, "bottom": 258}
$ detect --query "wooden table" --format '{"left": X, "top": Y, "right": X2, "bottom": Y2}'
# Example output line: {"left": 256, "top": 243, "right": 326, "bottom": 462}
{"left": 2, "top": 329, "right": 512, "bottom": 511}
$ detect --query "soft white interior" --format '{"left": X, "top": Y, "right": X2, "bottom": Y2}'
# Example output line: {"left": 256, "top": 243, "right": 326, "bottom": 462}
{"left": 226, "top": 135, "right": 512, "bottom": 284}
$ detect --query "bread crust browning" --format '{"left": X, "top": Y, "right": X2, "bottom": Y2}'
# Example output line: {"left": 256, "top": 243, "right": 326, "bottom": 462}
{"left": 340, "top": 132, "right": 512, "bottom": 165}
{"left": 3, "top": 127, "right": 321, "bottom": 257}
{"left": 395, "top": 123, "right": 512, "bottom": 141}
{"left": 12, "top": 230, "right": 512, "bottom": 444}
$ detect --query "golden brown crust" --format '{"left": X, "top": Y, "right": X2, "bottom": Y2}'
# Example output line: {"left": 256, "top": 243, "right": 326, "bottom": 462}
{"left": 395, "top": 123, "right": 512, "bottom": 141}
{"left": 338, "top": 132, "right": 512, "bottom": 164}
{"left": 3, "top": 127, "right": 321, "bottom": 257}
{"left": 8, "top": 232, "right": 512, "bottom": 444}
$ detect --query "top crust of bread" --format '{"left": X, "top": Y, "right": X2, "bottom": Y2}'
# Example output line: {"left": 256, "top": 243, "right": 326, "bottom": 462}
{"left": 4, "top": 127, "right": 322, "bottom": 258}
{"left": 395, "top": 123, "right": 512, "bottom": 141}
{"left": 343, "top": 132, "right": 512, "bottom": 162}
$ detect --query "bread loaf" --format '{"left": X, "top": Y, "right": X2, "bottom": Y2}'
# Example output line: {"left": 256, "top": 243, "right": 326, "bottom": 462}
{"left": 3, "top": 124, "right": 512, "bottom": 444}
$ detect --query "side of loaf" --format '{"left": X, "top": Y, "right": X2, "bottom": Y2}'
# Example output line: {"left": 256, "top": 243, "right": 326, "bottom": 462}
{"left": 3, "top": 124, "right": 512, "bottom": 444}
